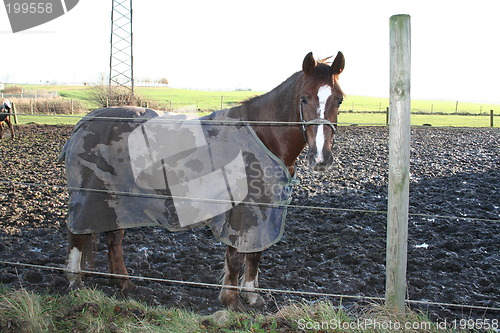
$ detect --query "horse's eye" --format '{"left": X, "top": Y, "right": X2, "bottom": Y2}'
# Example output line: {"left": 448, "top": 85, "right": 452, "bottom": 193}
{"left": 338, "top": 96, "right": 343, "bottom": 106}
{"left": 300, "top": 97, "right": 308, "bottom": 104}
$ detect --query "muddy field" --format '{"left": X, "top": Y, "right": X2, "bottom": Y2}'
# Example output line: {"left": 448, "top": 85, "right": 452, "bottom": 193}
{"left": 0, "top": 124, "right": 498, "bottom": 322}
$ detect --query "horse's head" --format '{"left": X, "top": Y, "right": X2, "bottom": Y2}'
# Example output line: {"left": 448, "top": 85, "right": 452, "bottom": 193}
{"left": 299, "top": 51, "right": 344, "bottom": 172}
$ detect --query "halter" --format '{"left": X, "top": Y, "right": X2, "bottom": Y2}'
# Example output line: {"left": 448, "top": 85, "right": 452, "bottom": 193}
{"left": 299, "top": 99, "right": 337, "bottom": 144}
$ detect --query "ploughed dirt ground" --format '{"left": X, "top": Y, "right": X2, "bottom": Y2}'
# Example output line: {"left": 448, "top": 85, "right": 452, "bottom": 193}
{"left": 0, "top": 124, "right": 498, "bottom": 322}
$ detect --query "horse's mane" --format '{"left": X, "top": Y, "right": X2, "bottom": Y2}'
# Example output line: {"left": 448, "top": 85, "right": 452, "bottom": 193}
{"left": 242, "top": 59, "right": 344, "bottom": 109}
{"left": 318, "top": 56, "right": 334, "bottom": 64}
{"left": 241, "top": 71, "right": 302, "bottom": 107}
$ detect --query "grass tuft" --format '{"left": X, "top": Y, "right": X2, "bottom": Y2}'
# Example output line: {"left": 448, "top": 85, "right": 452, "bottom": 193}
{"left": 0, "top": 287, "right": 54, "bottom": 333}
{"left": 1, "top": 285, "right": 483, "bottom": 332}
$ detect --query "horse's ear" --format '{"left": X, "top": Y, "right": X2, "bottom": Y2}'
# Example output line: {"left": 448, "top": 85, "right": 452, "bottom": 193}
{"left": 302, "top": 52, "right": 317, "bottom": 75}
{"left": 331, "top": 51, "right": 345, "bottom": 75}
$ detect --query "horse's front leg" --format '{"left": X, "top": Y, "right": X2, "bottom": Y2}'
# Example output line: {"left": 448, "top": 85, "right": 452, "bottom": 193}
{"left": 66, "top": 232, "right": 93, "bottom": 290}
{"left": 5, "top": 118, "right": 14, "bottom": 139}
{"left": 105, "top": 229, "right": 135, "bottom": 292}
{"left": 241, "top": 251, "right": 265, "bottom": 307}
{"left": 220, "top": 246, "right": 245, "bottom": 311}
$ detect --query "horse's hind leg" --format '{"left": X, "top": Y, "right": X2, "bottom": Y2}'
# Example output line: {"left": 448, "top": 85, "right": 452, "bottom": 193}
{"left": 105, "top": 229, "right": 135, "bottom": 292}
{"left": 241, "top": 251, "right": 265, "bottom": 307}
{"left": 220, "top": 246, "right": 245, "bottom": 311}
{"left": 66, "top": 233, "right": 93, "bottom": 290}
{"left": 5, "top": 118, "right": 14, "bottom": 139}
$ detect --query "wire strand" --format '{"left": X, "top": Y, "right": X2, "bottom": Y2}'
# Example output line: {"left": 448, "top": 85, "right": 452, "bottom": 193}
{"left": 1, "top": 179, "right": 498, "bottom": 223}
{"left": 0, "top": 260, "right": 497, "bottom": 312}
{"left": 5, "top": 111, "right": 498, "bottom": 129}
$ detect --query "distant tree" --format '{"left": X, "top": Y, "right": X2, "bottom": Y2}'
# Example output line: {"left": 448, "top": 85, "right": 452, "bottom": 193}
{"left": 89, "top": 85, "right": 136, "bottom": 107}
{"left": 159, "top": 77, "right": 169, "bottom": 85}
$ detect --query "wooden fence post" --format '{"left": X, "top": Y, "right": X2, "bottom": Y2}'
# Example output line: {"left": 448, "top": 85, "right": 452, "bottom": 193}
{"left": 490, "top": 110, "right": 494, "bottom": 127}
{"left": 386, "top": 14, "right": 411, "bottom": 315}
{"left": 11, "top": 102, "right": 19, "bottom": 125}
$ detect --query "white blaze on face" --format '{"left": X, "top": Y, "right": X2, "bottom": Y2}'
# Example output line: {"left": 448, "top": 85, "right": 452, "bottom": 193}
{"left": 315, "top": 85, "right": 332, "bottom": 163}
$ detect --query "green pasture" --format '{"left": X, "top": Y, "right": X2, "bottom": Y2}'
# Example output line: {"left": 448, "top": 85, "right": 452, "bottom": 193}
{"left": 5, "top": 84, "right": 500, "bottom": 127}
{"left": 337, "top": 112, "right": 498, "bottom": 127}
{"left": 14, "top": 112, "right": 498, "bottom": 128}
{"left": 58, "top": 89, "right": 100, "bottom": 109}
{"left": 342, "top": 95, "right": 499, "bottom": 115}
{"left": 56, "top": 86, "right": 261, "bottom": 110}
{"left": 135, "top": 86, "right": 262, "bottom": 108}
{"left": 16, "top": 114, "right": 86, "bottom": 126}
{"left": 11, "top": 84, "right": 263, "bottom": 111}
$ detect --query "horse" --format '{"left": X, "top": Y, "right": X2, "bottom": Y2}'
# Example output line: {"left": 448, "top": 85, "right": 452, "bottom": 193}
{"left": 61, "top": 51, "right": 345, "bottom": 311}
{"left": 0, "top": 99, "right": 15, "bottom": 140}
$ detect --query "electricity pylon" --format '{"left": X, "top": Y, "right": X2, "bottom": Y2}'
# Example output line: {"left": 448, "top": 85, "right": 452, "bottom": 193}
{"left": 109, "top": 0, "right": 134, "bottom": 95}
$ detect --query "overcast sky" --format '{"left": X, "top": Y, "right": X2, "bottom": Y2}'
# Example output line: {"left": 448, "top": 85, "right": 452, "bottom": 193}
{"left": 1, "top": 0, "right": 499, "bottom": 102}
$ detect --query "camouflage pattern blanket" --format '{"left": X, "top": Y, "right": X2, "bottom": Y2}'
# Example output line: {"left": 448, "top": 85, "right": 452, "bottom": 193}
{"left": 60, "top": 107, "right": 293, "bottom": 252}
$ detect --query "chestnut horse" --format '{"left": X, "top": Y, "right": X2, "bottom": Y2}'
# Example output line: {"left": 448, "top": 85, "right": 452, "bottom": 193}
{"left": 64, "top": 51, "right": 345, "bottom": 311}
{"left": 0, "top": 99, "right": 15, "bottom": 140}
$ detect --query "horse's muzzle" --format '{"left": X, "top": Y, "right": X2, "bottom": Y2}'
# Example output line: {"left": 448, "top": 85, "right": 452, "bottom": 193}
{"left": 307, "top": 149, "right": 334, "bottom": 172}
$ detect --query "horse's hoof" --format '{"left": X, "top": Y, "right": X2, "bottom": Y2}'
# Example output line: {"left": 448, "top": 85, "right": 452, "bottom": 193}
{"left": 66, "top": 279, "right": 84, "bottom": 292}
{"left": 220, "top": 292, "right": 247, "bottom": 312}
{"left": 228, "top": 300, "right": 247, "bottom": 312}
{"left": 119, "top": 280, "right": 136, "bottom": 293}
{"left": 247, "top": 295, "right": 266, "bottom": 309}
{"left": 242, "top": 291, "right": 266, "bottom": 308}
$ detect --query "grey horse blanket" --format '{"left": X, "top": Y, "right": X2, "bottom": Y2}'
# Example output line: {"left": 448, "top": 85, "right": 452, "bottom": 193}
{"left": 61, "top": 107, "right": 293, "bottom": 252}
